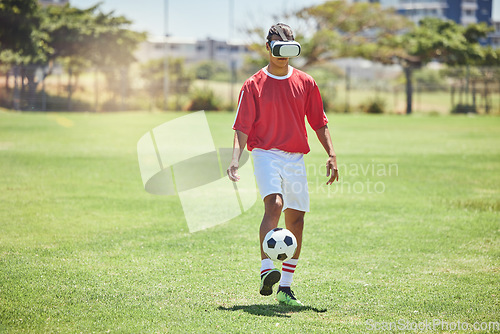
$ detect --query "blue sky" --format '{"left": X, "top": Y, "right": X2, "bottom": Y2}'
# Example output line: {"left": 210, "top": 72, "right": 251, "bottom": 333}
{"left": 71, "top": 0, "right": 500, "bottom": 41}
{"left": 70, "top": 0, "right": 325, "bottom": 41}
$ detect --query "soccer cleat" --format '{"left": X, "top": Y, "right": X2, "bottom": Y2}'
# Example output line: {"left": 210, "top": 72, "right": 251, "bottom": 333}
{"left": 260, "top": 269, "right": 281, "bottom": 296}
{"left": 277, "top": 286, "right": 304, "bottom": 306}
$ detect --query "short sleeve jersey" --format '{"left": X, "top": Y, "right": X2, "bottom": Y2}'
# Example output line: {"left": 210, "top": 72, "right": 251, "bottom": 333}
{"left": 232, "top": 66, "right": 328, "bottom": 154}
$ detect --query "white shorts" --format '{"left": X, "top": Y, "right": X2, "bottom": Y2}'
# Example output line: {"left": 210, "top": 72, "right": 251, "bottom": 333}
{"left": 252, "top": 148, "right": 309, "bottom": 212}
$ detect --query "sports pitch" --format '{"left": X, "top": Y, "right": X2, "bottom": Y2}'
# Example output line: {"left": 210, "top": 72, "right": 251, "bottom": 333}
{"left": 0, "top": 111, "right": 499, "bottom": 333}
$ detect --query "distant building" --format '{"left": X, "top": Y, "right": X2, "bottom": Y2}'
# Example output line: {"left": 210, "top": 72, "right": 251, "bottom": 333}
{"left": 354, "top": 0, "right": 494, "bottom": 27}
{"left": 355, "top": 0, "right": 496, "bottom": 45}
{"left": 445, "top": 0, "right": 493, "bottom": 26}
{"left": 491, "top": 20, "right": 500, "bottom": 47}
{"left": 38, "top": 0, "right": 69, "bottom": 6}
{"left": 135, "top": 36, "right": 254, "bottom": 69}
{"left": 395, "top": 0, "right": 449, "bottom": 23}
{"left": 475, "top": 0, "right": 494, "bottom": 24}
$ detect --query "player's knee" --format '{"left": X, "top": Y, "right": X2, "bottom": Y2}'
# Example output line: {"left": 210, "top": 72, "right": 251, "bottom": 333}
{"left": 264, "top": 194, "right": 283, "bottom": 217}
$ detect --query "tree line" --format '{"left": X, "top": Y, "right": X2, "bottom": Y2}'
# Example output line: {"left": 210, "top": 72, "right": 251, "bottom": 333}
{"left": 0, "top": 0, "right": 145, "bottom": 110}
{"left": 249, "top": 1, "right": 500, "bottom": 113}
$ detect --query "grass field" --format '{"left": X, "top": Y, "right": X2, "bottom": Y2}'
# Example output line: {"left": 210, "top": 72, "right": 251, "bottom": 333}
{"left": 0, "top": 111, "right": 499, "bottom": 333}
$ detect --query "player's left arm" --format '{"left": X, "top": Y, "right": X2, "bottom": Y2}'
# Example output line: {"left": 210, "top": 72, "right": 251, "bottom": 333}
{"left": 315, "top": 125, "right": 339, "bottom": 185}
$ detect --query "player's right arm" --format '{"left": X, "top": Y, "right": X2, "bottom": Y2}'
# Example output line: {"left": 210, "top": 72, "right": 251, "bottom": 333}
{"left": 227, "top": 130, "right": 248, "bottom": 182}
{"left": 228, "top": 82, "right": 255, "bottom": 182}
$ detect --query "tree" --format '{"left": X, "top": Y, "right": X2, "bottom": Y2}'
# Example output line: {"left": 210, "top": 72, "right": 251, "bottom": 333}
{"left": 0, "top": 0, "right": 51, "bottom": 109}
{"left": 243, "top": 1, "right": 412, "bottom": 113}
{"left": 294, "top": 2, "right": 494, "bottom": 114}
{"left": 0, "top": 0, "right": 51, "bottom": 64}
{"left": 296, "top": 1, "right": 412, "bottom": 67}
{"left": 291, "top": 1, "right": 412, "bottom": 113}
{"left": 387, "top": 18, "right": 495, "bottom": 114}
{"left": 41, "top": 4, "right": 146, "bottom": 110}
{"left": 0, "top": 1, "right": 145, "bottom": 111}
{"left": 245, "top": 1, "right": 411, "bottom": 65}
{"left": 258, "top": 1, "right": 497, "bottom": 115}
{"left": 86, "top": 9, "right": 145, "bottom": 107}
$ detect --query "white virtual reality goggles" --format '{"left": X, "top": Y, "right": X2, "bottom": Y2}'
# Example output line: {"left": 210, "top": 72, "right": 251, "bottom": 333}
{"left": 268, "top": 40, "right": 301, "bottom": 58}
{"left": 267, "top": 24, "right": 301, "bottom": 58}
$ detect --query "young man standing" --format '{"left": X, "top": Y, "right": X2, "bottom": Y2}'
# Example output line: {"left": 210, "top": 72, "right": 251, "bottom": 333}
{"left": 227, "top": 23, "right": 339, "bottom": 306}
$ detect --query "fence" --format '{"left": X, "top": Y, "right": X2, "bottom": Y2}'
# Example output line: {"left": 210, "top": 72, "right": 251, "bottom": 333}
{"left": 1, "top": 64, "right": 499, "bottom": 114}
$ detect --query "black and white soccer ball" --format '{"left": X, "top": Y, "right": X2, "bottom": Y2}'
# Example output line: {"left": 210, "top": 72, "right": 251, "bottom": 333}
{"left": 263, "top": 228, "right": 297, "bottom": 262}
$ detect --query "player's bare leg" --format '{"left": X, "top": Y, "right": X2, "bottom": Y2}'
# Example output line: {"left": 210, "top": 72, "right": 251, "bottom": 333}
{"left": 283, "top": 208, "right": 305, "bottom": 259}
{"left": 277, "top": 208, "right": 305, "bottom": 306}
{"left": 259, "top": 193, "right": 283, "bottom": 296}
{"left": 259, "top": 193, "right": 283, "bottom": 259}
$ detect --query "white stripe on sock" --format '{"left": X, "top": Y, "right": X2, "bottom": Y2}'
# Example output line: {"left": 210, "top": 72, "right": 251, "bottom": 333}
{"left": 261, "top": 258, "right": 274, "bottom": 274}
{"left": 280, "top": 259, "right": 299, "bottom": 287}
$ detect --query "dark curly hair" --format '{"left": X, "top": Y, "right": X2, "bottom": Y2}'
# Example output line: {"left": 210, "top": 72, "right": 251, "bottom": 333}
{"left": 266, "top": 23, "right": 294, "bottom": 42}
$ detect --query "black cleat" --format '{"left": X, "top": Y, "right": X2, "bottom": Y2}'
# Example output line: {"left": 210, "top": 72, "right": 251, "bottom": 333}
{"left": 260, "top": 269, "right": 281, "bottom": 296}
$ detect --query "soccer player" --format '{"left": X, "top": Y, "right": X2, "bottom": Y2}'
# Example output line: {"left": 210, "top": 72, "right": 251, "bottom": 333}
{"left": 227, "top": 23, "right": 339, "bottom": 306}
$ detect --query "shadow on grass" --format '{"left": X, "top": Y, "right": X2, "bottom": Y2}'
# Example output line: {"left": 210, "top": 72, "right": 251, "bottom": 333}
{"left": 217, "top": 304, "right": 327, "bottom": 318}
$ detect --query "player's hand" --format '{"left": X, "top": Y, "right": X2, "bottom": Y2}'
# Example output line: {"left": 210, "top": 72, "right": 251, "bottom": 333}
{"left": 227, "top": 160, "right": 240, "bottom": 182}
{"left": 326, "top": 155, "right": 339, "bottom": 185}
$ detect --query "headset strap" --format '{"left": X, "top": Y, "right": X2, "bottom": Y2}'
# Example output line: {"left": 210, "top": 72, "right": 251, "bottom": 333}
{"left": 274, "top": 25, "right": 289, "bottom": 42}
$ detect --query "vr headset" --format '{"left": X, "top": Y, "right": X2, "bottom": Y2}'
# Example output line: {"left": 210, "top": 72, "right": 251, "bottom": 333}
{"left": 267, "top": 25, "right": 301, "bottom": 58}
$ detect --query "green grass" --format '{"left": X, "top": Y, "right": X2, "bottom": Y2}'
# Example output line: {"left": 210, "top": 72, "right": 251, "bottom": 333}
{"left": 0, "top": 111, "right": 499, "bottom": 333}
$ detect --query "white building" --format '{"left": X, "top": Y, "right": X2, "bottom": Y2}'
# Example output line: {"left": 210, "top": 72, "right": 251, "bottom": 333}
{"left": 352, "top": 0, "right": 494, "bottom": 26}
{"left": 135, "top": 36, "right": 253, "bottom": 69}
{"left": 491, "top": 20, "right": 500, "bottom": 47}
{"left": 395, "top": 0, "right": 449, "bottom": 24}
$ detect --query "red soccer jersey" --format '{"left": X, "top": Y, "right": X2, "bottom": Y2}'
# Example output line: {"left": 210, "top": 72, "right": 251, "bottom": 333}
{"left": 232, "top": 66, "right": 328, "bottom": 154}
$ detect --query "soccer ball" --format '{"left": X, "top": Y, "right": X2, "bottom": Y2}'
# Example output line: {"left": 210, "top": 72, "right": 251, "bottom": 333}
{"left": 263, "top": 228, "right": 297, "bottom": 262}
